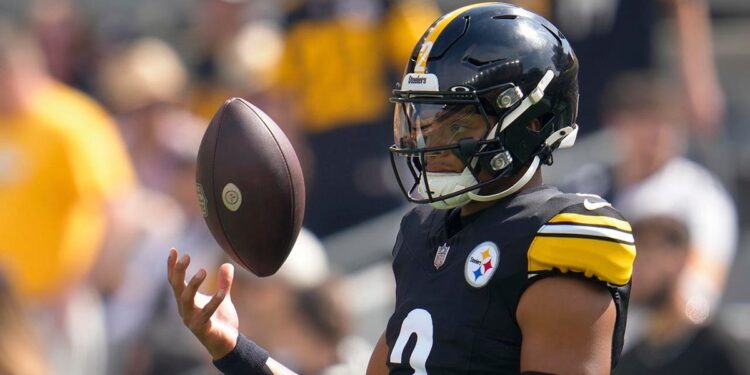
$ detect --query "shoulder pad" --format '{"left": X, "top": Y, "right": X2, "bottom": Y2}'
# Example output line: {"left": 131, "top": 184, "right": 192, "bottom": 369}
{"left": 528, "top": 194, "right": 636, "bottom": 286}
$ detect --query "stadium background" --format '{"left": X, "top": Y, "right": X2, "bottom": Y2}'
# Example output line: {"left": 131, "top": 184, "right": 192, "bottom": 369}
{"left": 1, "top": 0, "right": 749, "bottom": 374}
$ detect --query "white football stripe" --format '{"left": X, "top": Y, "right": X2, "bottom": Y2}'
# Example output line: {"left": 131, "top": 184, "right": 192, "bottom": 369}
{"left": 539, "top": 224, "right": 635, "bottom": 243}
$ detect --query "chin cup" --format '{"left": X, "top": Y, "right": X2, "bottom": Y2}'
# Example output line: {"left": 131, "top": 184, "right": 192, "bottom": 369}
{"left": 489, "top": 150, "right": 513, "bottom": 171}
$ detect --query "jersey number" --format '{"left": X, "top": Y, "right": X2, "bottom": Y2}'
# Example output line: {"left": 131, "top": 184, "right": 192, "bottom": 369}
{"left": 390, "top": 308, "right": 434, "bottom": 374}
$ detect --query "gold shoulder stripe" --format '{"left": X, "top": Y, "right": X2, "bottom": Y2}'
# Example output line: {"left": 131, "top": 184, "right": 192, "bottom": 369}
{"left": 548, "top": 213, "right": 632, "bottom": 233}
{"left": 528, "top": 236, "right": 636, "bottom": 286}
{"left": 413, "top": 2, "right": 493, "bottom": 73}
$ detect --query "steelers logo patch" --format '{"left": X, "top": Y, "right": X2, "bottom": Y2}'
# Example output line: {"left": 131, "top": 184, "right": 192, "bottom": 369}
{"left": 465, "top": 242, "right": 500, "bottom": 288}
{"left": 222, "top": 183, "right": 242, "bottom": 212}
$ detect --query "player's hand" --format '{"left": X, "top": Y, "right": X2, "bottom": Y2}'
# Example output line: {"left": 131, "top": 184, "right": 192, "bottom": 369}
{"left": 167, "top": 248, "right": 239, "bottom": 360}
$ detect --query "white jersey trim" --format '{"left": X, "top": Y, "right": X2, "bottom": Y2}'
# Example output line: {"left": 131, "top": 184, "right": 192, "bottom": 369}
{"left": 538, "top": 224, "right": 635, "bottom": 244}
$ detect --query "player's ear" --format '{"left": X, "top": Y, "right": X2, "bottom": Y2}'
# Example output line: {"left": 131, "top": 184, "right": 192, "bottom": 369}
{"left": 526, "top": 118, "right": 542, "bottom": 132}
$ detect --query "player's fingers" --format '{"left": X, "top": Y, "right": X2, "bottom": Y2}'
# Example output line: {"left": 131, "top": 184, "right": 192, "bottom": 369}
{"left": 195, "top": 288, "right": 227, "bottom": 325}
{"left": 167, "top": 248, "right": 178, "bottom": 282}
{"left": 216, "top": 263, "right": 235, "bottom": 297}
{"left": 171, "top": 254, "right": 191, "bottom": 299}
{"left": 180, "top": 268, "right": 206, "bottom": 317}
{"left": 167, "top": 251, "right": 183, "bottom": 299}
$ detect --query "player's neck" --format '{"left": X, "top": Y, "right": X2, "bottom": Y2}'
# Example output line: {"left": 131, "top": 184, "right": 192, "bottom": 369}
{"left": 460, "top": 168, "right": 543, "bottom": 216}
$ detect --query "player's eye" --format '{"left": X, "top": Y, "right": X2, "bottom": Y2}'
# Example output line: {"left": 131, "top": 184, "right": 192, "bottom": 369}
{"left": 450, "top": 123, "right": 468, "bottom": 134}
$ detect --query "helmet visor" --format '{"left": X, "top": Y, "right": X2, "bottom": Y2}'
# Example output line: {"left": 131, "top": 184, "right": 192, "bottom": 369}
{"left": 394, "top": 103, "right": 491, "bottom": 152}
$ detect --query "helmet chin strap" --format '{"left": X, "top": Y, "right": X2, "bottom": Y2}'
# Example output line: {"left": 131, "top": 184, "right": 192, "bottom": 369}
{"left": 464, "top": 69, "right": 555, "bottom": 202}
{"left": 467, "top": 155, "right": 540, "bottom": 202}
{"left": 467, "top": 124, "right": 576, "bottom": 202}
{"left": 488, "top": 70, "right": 555, "bottom": 139}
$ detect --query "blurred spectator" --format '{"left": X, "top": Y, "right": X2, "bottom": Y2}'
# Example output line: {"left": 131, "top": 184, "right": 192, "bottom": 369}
{"left": 0, "top": 272, "right": 49, "bottom": 375}
{"left": 515, "top": 0, "right": 725, "bottom": 136}
{"left": 271, "top": 0, "right": 440, "bottom": 236}
{"left": 96, "top": 37, "right": 225, "bottom": 374}
{"left": 98, "top": 37, "right": 203, "bottom": 193}
{"left": 615, "top": 216, "right": 748, "bottom": 374}
{"left": 187, "top": 0, "right": 266, "bottom": 120}
{"left": 560, "top": 73, "right": 737, "bottom": 323}
{"left": 0, "top": 18, "right": 135, "bottom": 304}
{"left": 29, "top": 0, "right": 98, "bottom": 92}
{"left": 94, "top": 36, "right": 199, "bottom": 296}
{"left": 0, "top": 18, "right": 135, "bottom": 375}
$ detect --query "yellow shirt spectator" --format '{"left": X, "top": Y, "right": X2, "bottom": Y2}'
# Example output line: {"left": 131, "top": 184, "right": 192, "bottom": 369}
{"left": 0, "top": 82, "right": 135, "bottom": 301}
{"left": 275, "top": 0, "right": 440, "bottom": 132}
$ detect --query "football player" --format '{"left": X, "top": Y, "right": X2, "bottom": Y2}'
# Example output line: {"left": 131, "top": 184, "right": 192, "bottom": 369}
{"left": 167, "top": 3, "right": 636, "bottom": 374}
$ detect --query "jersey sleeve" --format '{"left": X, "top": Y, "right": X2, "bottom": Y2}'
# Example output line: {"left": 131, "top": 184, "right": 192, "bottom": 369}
{"left": 527, "top": 199, "right": 636, "bottom": 286}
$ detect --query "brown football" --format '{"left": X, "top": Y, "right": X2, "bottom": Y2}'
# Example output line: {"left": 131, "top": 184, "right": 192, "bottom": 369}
{"left": 196, "top": 98, "right": 305, "bottom": 276}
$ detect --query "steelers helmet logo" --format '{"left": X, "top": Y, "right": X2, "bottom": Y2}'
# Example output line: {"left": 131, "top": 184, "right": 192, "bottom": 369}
{"left": 465, "top": 242, "right": 500, "bottom": 288}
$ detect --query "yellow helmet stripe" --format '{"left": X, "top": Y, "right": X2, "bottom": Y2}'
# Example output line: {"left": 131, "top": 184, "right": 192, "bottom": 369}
{"left": 413, "top": 2, "right": 495, "bottom": 74}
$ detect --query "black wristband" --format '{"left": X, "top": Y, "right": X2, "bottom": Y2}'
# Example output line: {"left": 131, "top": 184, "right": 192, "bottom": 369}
{"left": 213, "top": 334, "right": 272, "bottom": 375}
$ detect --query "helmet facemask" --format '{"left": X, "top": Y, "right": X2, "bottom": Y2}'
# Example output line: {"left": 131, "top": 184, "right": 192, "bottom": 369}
{"left": 389, "top": 84, "right": 523, "bottom": 209}
{"left": 390, "top": 71, "right": 579, "bottom": 209}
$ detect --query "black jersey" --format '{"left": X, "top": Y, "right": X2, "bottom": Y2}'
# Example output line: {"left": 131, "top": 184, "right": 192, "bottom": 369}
{"left": 385, "top": 185, "right": 635, "bottom": 374}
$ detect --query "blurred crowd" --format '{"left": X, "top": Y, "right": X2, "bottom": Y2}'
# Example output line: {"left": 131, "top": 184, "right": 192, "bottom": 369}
{"left": 0, "top": 0, "right": 749, "bottom": 374}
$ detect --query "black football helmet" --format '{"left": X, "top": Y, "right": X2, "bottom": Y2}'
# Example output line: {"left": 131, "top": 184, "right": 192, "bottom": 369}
{"left": 389, "top": 2, "right": 579, "bottom": 209}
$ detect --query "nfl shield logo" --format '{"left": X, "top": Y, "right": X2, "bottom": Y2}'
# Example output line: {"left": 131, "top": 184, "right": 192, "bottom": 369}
{"left": 434, "top": 243, "right": 450, "bottom": 269}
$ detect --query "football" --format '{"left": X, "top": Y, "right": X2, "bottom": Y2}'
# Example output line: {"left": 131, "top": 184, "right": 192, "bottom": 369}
{"left": 196, "top": 98, "right": 306, "bottom": 276}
